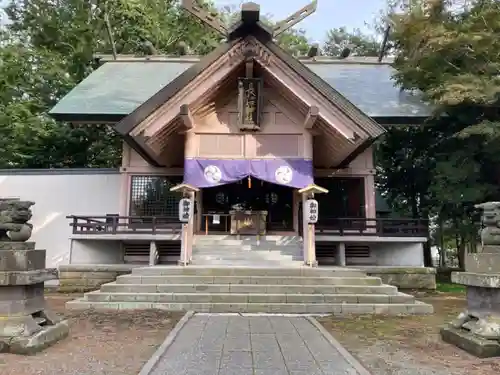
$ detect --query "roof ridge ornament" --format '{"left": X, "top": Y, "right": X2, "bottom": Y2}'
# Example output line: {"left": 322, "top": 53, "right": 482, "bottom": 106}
{"left": 181, "top": 0, "right": 318, "bottom": 39}
{"left": 181, "top": 0, "right": 228, "bottom": 36}
{"left": 273, "top": 1, "right": 318, "bottom": 37}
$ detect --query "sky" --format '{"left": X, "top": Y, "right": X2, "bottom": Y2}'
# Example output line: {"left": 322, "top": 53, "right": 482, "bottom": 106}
{"left": 215, "top": 0, "right": 387, "bottom": 42}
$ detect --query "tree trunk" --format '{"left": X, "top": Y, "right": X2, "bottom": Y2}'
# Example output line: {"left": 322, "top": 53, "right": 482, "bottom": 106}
{"left": 423, "top": 241, "right": 433, "bottom": 267}
{"left": 457, "top": 235, "right": 466, "bottom": 270}
{"left": 438, "top": 217, "right": 446, "bottom": 267}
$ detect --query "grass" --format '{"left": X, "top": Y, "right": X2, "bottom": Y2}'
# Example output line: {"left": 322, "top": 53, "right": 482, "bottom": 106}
{"left": 436, "top": 282, "right": 466, "bottom": 293}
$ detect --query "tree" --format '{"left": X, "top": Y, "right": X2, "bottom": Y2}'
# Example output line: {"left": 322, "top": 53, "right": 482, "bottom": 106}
{"left": 375, "top": 0, "right": 500, "bottom": 268}
{"left": 323, "top": 27, "right": 381, "bottom": 57}
{"left": 0, "top": 0, "right": 313, "bottom": 169}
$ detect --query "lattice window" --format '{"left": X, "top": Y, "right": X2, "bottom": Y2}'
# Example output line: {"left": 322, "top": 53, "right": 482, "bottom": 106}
{"left": 129, "top": 176, "right": 183, "bottom": 220}
{"left": 315, "top": 177, "right": 365, "bottom": 219}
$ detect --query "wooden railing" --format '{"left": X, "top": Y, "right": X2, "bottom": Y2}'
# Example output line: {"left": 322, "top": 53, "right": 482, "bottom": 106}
{"left": 315, "top": 217, "right": 429, "bottom": 237}
{"left": 202, "top": 213, "right": 232, "bottom": 234}
{"left": 67, "top": 215, "right": 181, "bottom": 235}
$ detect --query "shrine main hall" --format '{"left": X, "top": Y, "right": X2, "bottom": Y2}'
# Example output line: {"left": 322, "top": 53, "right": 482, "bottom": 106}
{"left": 0, "top": 1, "right": 435, "bottom": 292}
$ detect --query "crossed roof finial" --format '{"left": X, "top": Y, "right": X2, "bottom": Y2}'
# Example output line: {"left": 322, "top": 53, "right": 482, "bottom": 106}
{"left": 181, "top": 0, "right": 318, "bottom": 39}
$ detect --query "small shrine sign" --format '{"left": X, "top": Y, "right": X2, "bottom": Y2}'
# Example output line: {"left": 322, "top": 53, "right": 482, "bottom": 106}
{"left": 237, "top": 77, "right": 263, "bottom": 130}
{"left": 178, "top": 198, "right": 193, "bottom": 222}
{"left": 305, "top": 199, "right": 319, "bottom": 224}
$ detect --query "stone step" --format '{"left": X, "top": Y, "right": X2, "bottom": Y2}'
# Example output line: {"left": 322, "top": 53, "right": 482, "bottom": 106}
{"left": 192, "top": 250, "right": 302, "bottom": 256}
{"left": 189, "top": 260, "right": 304, "bottom": 267}
{"left": 193, "top": 246, "right": 302, "bottom": 252}
{"left": 191, "top": 254, "right": 301, "bottom": 261}
{"left": 193, "top": 255, "right": 302, "bottom": 260}
{"left": 193, "top": 242, "right": 302, "bottom": 246}
{"left": 84, "top": 292, "right": 415, "bottom": 304}
{"left": 130, "top": 266, "right": 367, "bottom": 277}
{"left": 100, "top": 283, "right": 399, "bottom": 295}
{"left": 194, "top": 237, "right": 301, "bottom": 241}
{"left": 192, "top": 251, "right": 302, "bottom": 257}
{"left": 66, "top": 299, "right": 434, "bottom": 315}
{"left": 116, "top": 275, "right": 383, "bottom": 286}
{"left": 194, "top": 236, "right": 301, "bottom": 245}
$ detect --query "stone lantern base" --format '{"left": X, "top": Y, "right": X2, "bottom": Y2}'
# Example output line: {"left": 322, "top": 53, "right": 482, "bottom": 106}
{"left": 0, "top": 242, "right": 69, "bottom": 354}
{"left": 440, "top": 250, "right": 500, "bottom": 358}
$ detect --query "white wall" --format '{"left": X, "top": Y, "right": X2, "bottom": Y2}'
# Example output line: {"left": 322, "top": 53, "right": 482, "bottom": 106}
{"left": 373, "top": 242, "right": 424, "bottom": 266}
{"left": 71, "top": 239, "right": 123, "bottom": 264}
{"left": 317, "top": 241, "right": 425, "bottom": 267}
{"left": 0, "top": 170, "right": 121, "bottom": 269}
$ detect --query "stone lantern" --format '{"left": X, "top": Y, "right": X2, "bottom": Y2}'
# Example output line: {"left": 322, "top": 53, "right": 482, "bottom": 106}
{"left": 0, "top": 198, "right": 69, "bottom": 354}
{"left": 441, "top": 201, "right": 500, "bottom": 357}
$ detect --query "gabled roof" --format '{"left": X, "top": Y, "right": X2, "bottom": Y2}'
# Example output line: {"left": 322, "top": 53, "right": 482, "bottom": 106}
{"left": 48, "top": 4, "right": 426, "bottom": 167}
{"left": 107, "top": 25, "right": 386, "bottom": 141}
{"left": 49, "top": 56, "right": 432, "bottom": 123}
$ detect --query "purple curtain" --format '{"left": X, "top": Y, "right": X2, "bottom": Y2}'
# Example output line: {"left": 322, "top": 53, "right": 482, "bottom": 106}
{"left": 184, "top": 158, "right": 313, "bottom": 189}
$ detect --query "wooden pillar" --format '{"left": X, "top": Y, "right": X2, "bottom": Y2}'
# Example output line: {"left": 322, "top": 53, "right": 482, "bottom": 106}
{"left": 301, "top": 193, "right": 309, "bottom": 264}
{"left": 149, "top": 241, "right": 158, "bottom": 266}
{"left": 187, "top": 191, "right": 195, "bottom": 262}
{"left": 170, "top": 183, "right": 200, "bottom": 266}
{"left": 196, "top": 189, "right": 203, "bottom": 233}
{"left": 298, "top": 184, "right": 329, "bottom": 267}
{"left": 179, "top": 190, "right": 196, "bottom": 266}
{"left": 293, "top": 190, "right": 299, "bottom": 233}
{"left": 337, "top": 242, "right": 346, "bottom": 267}
{"left": 118, "top": 173, "right": 130, "bottom": 217}
{"left": 302, "top": 192, "right": 317, "bottom": 267}
{"left": 180, "top": 223, "right": 188, "bottom": 265}
{"left": 119, "top": 143, "right": 131, "bottom": 217}
{"left": 364, "top": 175, "right": 377, "bottom": 234}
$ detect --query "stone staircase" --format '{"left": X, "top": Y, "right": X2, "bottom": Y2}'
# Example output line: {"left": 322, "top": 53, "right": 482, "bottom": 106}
{"left": 191, "top": 235, "right": 304, "bottom": 266}
{"left": 66, "top": 266, "right": 433, "bottom": 314}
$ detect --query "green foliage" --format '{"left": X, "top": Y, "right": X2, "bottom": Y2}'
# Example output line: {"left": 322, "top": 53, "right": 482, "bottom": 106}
{"left": 374, "top": 0, "right": 500, "bottom": 267}
{"left": 0, "top": 0, "right": 314, "bottom": 170}
{"left": 323, "top": 27, "right": 380, "bottom": 57}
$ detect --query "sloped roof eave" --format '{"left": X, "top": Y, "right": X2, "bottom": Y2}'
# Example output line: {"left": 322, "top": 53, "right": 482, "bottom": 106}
{"left": 256, "top": 37, "right": 386, "bottom": 139}
{"left": 113, "top": 39, "right": 239, "bottom": 136}
{"left": 114, "top": 29, "right": 388, "bottom": 139}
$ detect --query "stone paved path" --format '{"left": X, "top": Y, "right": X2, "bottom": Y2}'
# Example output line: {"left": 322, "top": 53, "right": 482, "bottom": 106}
{"left": 149, "top": 314, "right": 364, "bottom": 375}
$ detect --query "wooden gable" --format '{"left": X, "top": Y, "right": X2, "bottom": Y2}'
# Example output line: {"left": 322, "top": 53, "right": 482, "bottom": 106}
{"left": 108, "top": 2, "right": 385, "bottom": 167}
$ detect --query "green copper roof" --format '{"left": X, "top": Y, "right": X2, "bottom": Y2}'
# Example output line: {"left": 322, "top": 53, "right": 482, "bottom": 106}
{"left": 50, "top": 60, "right": 432, "bottom": 121}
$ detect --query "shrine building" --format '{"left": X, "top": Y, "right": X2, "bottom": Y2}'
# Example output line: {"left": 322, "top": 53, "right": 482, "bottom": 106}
{"left": 0, "top": 1, "right": 435, "bottom": 290}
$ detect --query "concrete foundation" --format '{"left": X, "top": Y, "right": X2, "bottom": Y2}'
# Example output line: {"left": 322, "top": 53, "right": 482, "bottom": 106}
{"left": 58, "top": 264, "right": 141, "bottom": 292}
{"left": 356, "top": 266, "right": 436, "bottom": 290}
{"left": 65, "top": 265, "right": 434, "bottom": 314}
{"left": 57, "top": 264, "right": 436, "bottom": 291}
{"left": 0, "top": 241, "right": 69, "bottom": 354}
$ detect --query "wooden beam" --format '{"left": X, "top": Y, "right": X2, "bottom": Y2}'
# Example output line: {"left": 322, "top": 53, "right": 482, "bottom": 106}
{"left": 241, "top": 2, "right": 260, "bottom": 24}
{"left": 245, "top": 59, "right": 253, "bottom": 78}
{"left": 304, "top": 106, "right": 319, "bottom": 129}
{"left": 273, "top": 0, "right": 318, "bottom": 37}
{"left": 181, "top": 0, "right": 227, "bottom": 36}
{"left": 129, "top": 135, "right": 164, "bottom": 167}
{"left": 180, "top": 104, "right": 194, "bottom": 129}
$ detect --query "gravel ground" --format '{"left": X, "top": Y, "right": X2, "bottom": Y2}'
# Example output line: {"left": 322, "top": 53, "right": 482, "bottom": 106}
{"left": 318, "top": 295, "right": 499, "bottom": 375}
{"left": 0, "top": 294, "right": 183, "bottom": 375}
